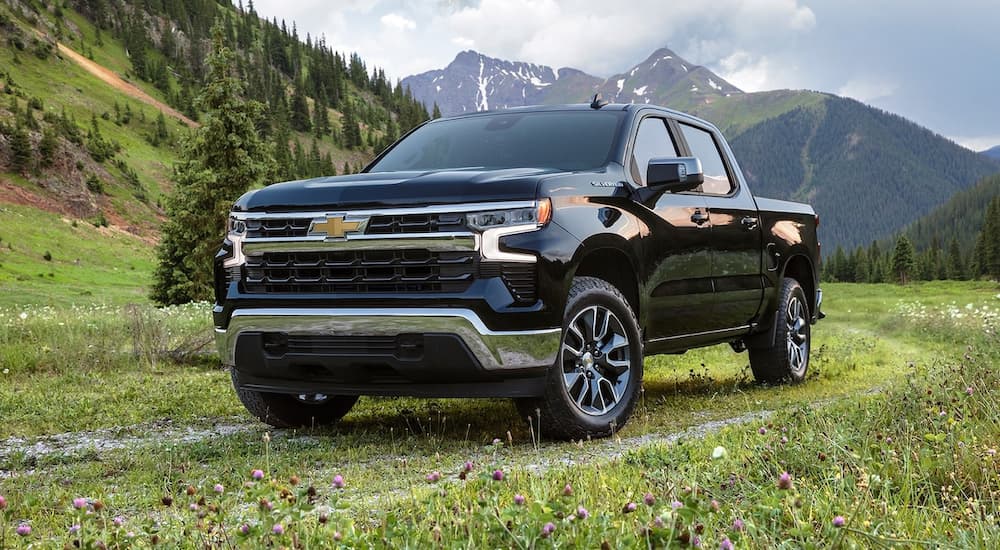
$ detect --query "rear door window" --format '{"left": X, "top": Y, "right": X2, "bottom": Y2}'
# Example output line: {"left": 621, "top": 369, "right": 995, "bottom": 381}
{"left": 678, "top": 123, "right": 734, "bottom": 195}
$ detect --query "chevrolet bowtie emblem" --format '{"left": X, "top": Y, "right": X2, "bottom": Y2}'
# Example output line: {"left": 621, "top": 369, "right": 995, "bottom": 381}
{"left": 309, "top": 216, "right": 363, "bottom": 238}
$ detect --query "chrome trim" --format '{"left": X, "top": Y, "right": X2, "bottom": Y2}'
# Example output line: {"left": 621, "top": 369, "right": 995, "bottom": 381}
{"left": 216, "top": 308, "right": 561, "bottom": 371}
{"left": 481, "top": 225, "right": 539, "bottom": 263}
{"left": 646, "top": 325, "right": 752, "bottom": 343}
{"left": 243, "top": 233, "right": 479, "bottom": 254}
{"left": 230, "top": 201, "right": 538, "bottom": 220}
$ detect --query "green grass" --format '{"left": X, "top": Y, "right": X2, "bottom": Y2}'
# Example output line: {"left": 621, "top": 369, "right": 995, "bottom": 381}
{"left": 0, "top": 203, "right": 154, "bottom": 306}
{"left": 1, "top": 281, "right": 998, "bottom": 546}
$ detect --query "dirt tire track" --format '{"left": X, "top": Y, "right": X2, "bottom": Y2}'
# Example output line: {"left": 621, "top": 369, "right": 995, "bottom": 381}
{"left": 54, "top": 42, "right": 198, "bottom": 128}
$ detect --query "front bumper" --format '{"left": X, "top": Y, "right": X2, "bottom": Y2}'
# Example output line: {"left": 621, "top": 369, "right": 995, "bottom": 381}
{"left": 216, "top": 307, "right": 561, "bottom": 372}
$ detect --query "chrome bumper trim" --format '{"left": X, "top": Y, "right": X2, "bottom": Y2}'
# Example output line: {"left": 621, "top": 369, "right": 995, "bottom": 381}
{"left": 215, "top": 308, "right": 560, "bottom": 371}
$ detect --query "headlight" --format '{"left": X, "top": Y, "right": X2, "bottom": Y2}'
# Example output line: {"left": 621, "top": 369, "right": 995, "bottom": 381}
{"left": 223, "top": 214, "right": 247, "bottom": 268}
{"left": 473, "top": 200, "right": 551, "bottom": 263}
{"left": 466, "top": 199, "right": 551, "bottom": 231}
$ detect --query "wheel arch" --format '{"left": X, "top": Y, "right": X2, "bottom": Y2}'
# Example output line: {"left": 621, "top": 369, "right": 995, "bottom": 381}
{"left": 569, "top": 243, "right": 641, "bottom": 325}
{"left": 781, "top": 252, "right": 817, "bottom": 317}
{"left": 747, "top": 251, "right": 817, "bottom": 349}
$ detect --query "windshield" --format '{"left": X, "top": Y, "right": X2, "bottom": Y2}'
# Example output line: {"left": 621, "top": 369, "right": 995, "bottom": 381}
{"left": 368, "top": 110, "right": 625, "bottom": 173}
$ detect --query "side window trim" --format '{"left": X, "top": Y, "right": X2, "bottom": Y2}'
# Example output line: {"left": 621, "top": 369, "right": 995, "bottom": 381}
{"left": 676, "top": 121, "right": 741, "bottom": 198}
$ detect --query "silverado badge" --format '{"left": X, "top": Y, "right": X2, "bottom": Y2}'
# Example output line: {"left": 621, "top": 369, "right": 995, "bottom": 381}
{"left": 309, "top": 215, "right": 365, "bottom": 238}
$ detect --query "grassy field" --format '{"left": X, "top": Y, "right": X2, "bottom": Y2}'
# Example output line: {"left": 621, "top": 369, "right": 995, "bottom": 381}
{"left": 0, "top": 281, "right": 998, "bottom": 547}
{"left": 0, "top": 203, "right": 155, "bottom": 306}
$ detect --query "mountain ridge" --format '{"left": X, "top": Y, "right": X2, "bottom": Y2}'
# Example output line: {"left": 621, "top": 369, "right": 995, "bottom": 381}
{"left": 981, "top": 145, "right": 1000, "bottom": 160}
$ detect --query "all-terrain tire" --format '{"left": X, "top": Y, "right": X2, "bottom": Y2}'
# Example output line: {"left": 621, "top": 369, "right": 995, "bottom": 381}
{"left": 748, "top": 278, "right": 811, "bottom": 384}
{"left": 516, "top": 276, "right": 643, "bottom": 441}
{"left": 231, "top": 368, "right": 358, "bottom": 428}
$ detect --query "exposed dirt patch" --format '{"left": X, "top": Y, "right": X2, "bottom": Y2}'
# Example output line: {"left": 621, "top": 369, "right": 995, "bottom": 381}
{"left": 54, "top": 42, "right": 198, "bottom": 128}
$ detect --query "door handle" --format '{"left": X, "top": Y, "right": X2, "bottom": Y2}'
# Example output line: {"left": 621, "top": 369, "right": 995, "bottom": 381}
{"left": 741, "top": 216, "right": 759, "bottom": 231}
{"left": 690, "top": 209, "right": 709, "bottom": 226}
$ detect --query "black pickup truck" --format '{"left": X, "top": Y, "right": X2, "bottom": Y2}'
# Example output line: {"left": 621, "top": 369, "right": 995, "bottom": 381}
{"left": 214, "top": 102, "right": 822, "bottom": 439}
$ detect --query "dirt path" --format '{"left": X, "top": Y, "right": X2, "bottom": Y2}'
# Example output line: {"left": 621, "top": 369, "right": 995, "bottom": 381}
{"left": 55, "top": 42, "right": 198, "bottom": 128}
{"left": 0, "top": 411, "right": 774, "bottom": 478}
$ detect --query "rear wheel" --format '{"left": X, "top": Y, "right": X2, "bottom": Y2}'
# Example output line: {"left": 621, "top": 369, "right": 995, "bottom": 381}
{"left": 231, "top": 368, "right": 358, "bottom": 428}
{"left": 748, "top": 278, "right": 810, "bottom": 383}
{"left": 516, "top": 277, "right": 643, "bottom": 440}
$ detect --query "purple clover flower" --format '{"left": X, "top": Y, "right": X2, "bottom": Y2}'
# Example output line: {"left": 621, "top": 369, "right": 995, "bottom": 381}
{"left": 777, "top": 471, "right": 793, "bottom": 490}
{"left": 332, "top": 474, "right": 345, "bottom": 488}
{"left": 16, "top": 523, "right": 31, "bottom": 536}
{"left": 720, "top": 537, "right": 734, "bottom": 550}
{"left": 272, "top": 524, "right": 284, "bottom": 535}
{"left": 514, "top": 494, "right": 526, "bottom": 506}
{"left": 643, "top": 492, "right": 656, "bottom": 506}
{"left": 251, "top": 469, "right": 265, "bottom": 480}
{"left": 541, "top": 522, "right": 556, "bottom": 538}
{"left": 73, "top": 497, "right": 87, "bottom": 510}
{"left": 214, "top": 484, "right": 225, "bottom": 494}
{"left": 732, "top": 518, "right": 745, "bottom": 531}
{"left": 625, "top": 502, "right": 637, "bottom": 513}
{"left": 576, "top": 506, "right": 589, "bottom": 519}
{"left": 492, "top": 469, "right": 504, "bottom": 481}
{"left": 833, "top": 515, "right": 846, "bottom": 527}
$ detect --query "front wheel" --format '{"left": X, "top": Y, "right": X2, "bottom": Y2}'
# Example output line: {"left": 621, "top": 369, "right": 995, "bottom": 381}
{"left": 231, "top": 368, "right": 358, "bottom": 428}
{"left": 748, "top": 278, "right": 811, "bottom": 383}
{"left": 516, "top": 277, "right": 643, "bottom": 440}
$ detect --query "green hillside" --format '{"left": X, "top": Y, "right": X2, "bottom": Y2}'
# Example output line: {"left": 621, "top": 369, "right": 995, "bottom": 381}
{"left": 721, "top": 95, "right": 1000, "bottom": 249}
{"left": 899, "top": 173, "right": 1000, "bottom": 255}
{"left": 0, "top": 0, "right": 432, "bottom": 302}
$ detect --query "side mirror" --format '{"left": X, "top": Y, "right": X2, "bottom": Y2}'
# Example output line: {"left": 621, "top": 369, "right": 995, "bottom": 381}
{"left": 646, "top": 157, "right": 704, "bottom": 193}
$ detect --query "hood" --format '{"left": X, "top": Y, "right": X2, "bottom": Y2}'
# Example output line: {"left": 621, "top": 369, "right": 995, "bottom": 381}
{"left": 234, "top": 168, "right": 565, "bottom": 212}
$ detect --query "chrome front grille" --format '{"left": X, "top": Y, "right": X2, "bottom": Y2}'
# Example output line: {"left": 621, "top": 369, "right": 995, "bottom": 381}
{"left": 245, "top": 218, "right": 312, "bottom": 239}
{"left": 366, "top": 213, "right": 467, "bottom": 234}
{"left": 243, "top": 250, "right": 477, "bottom": 294}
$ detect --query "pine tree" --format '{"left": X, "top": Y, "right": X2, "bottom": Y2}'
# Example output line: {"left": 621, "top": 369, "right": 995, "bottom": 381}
{"left": 981, "top": 197, "right": 1000, "bottom": 280}
{"left": 946, "top": 237, "right": 966, "bottom": 280}
{"left": 289, "top": 81, "right": 311, "bottom": 132}
{"left": 852, "top": 246, "right": 869, "bottom": 283}
{"left": 38, "top": 127, "right": 58, "bottom": 168}
{"left": 9, "top": 120, "right": 33, "bottom": 174}
{"left": 152, "top": 25, "right": 275, "bottom": 306}
{"left": 155, "top": 111, "right": 169, "bottom": 141}
{"left": 432, "top": 102, "right": 442, "bottom": 119}
{"left": 891, "top": 235, "right": 916, "bottom": 285}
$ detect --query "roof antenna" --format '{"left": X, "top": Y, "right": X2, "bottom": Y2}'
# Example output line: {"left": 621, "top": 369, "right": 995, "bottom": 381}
{"left": 589, "top": 93, "right": 609, "bottom": 109}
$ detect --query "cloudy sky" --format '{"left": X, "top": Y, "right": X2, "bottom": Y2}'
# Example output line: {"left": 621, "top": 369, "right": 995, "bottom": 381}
{"left": 251, "top": 0, "right": 999, "bottom": 151}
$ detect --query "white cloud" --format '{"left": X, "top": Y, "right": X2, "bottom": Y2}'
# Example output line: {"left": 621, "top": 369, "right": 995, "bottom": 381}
{"left": 451, "top": 36, "right": 475, "bottom": 48}
{"left": 837, "top": 77, "right": 898, "bottom": 103}
{"left": 431, "top": 0, "right": 817, "bottom": 77}
{"left": 380, "top": 12, "right": 416, "bottom": 31}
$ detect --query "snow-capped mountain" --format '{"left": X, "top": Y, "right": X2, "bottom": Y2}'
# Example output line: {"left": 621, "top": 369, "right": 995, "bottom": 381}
{"left": 401, "top": 48, "right": 741, "bottom": 116}
{"left": 596, "top": 48, "right": 742, "bottom": 108}
{"left": 402, "top": 50, "right": 601, "bottom": 115}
